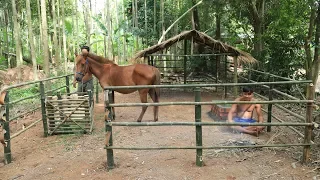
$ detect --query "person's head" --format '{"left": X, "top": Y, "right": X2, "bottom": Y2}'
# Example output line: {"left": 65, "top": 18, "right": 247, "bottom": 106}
{"left": 81, "top": 46, "right": 90, "bottom": 55}
{"left": 241, "top": 87, "right": 253, "bottom": 100}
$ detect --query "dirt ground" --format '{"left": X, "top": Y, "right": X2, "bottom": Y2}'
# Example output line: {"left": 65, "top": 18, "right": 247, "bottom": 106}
{"left": 0, "top": 89, "right": 319, "bottom": 180}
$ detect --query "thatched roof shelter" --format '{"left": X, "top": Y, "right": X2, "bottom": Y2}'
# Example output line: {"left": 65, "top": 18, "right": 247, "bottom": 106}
{"left": 133, "top": 30, "right": 257, "bottom": 64}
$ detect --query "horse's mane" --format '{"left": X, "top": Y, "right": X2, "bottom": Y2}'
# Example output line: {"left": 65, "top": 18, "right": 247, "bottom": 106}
{"left": 87, "top": 53, "right": 114, "bottom": 64}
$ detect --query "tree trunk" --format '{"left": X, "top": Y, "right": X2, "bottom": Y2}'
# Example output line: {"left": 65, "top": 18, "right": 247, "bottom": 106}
{"left": 75, "top": 0, "right": 79, "bottom": 54}
{"left": 154, "top": 0, "right": 157, "bottom": 35}
{"left": 11, "top": 0, "right": 23, "bottom": 81}
{"left": 26, "top": 0, "right": 38, "bottom": 80}
{"left": 312, "top": 4, "right": 320, "bottom": 91}
{"left": 144, "top": 0, "right": 148, "bottom": 47}
{"left": 52, "top": 0, "right": 60, "bottom": 66}
{"left": 83, "top": 0, "right": 91, "bottom": 46}
{"left": 41, "top": 0, "right": 50, "bottom": 76}
{"left": 191, "top": 0, "right": 205, "bottom": 72}
{"left": 105, "top": 0, "right": 113, "bottom": 58}
{"left": 134, "top": 0, "right": 139, "bottom": 51}
{"left": 4, "top": 9, "right": 10, "bottom": 68}
{"left": 215, "top": 13, "right": 221, "bottom": 40}
{"left": 248, "top": 0, "right": 265, "bottom": 58}
{"left": 37, "top": 0, "right": 42, "bottom": 55}
{"left": 191, "top": 0, "right": 200, "bottom": 30}
{"left": 61, "top": 0, "right": 67, "bottom": 72}
{"left": 122, "top": 0, "right": 127, "bottom": 61}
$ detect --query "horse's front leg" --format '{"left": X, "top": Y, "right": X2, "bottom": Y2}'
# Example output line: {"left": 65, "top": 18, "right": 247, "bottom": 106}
{"left": 137, "top": 89, "right": 149, "bottom": 122}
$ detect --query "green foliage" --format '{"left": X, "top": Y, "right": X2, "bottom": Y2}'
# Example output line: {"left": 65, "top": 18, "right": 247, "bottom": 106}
{"left": 92, "top": 15, "right": 108, "bottom": 35}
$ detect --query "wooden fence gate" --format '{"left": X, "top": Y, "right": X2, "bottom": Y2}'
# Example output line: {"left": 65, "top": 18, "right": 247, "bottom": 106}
{"left": 45, "top": 93, "right": 94, "bottom": 135}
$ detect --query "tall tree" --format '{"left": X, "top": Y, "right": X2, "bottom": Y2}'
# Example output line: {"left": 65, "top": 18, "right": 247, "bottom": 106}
{"left": 52, "top": 0, "right": 60, "bottom": 66}
{"left": 37, "top": 0, "right": 42, "bottom": 55}
{"left": 26, "top": 0, "right": 38, "bottom": 80}
{"left": 4, "top": 8, "right": 10, "bottom": 67}
{"left": 248, "top": 0, "right": 265, "bottom": 57}
{"left": 83, "top": 0, "right": 91, "bottom": 45}
{"left": 304, "top": 1, "right": 320, "bottom": 96}
{"left": 11, "top": 0, "right": 23, "bottom": 81}
{"left": 41, "top": 0, "right": 50, "bottom": 76}
{"left": 75, "top": 0, "right": 79, "bottom": 54}
{"left": 61, "top": 0, "right": 67, "bottom": 72}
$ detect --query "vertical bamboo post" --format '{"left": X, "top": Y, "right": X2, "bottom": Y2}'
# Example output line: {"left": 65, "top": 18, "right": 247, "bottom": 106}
{"left": 302, "top": 83, "right": 314, "bottom": 163}
{"left": 105, "top": 90, "right": 114, "bottom": 169}
{"left": 215, "top": 55, "right": 219, "bottom": 84}
{"left": 88, "top": 90, "right": 93, "bottom": 107}
{"left": 144, "top": 56, "right": 148, "bottom": 65}
{"left": 267, "top": 77, "right": 274, "bottom": 132}
{"left": 194, "top": 88, "right": 203, "bottom": 167}
{"left": 65, "top": 75, "right": 70, "bottom": 94}
{"left": 3, "top": 91, "right": 11, "bottom": 164}
{"left": 112, "top": 90, "right": 115, "bottom": 120}
{"left": 184, "top": 40, "right": 187, "bottom": 84}
{"left": 40, "top": 82, "right": 48, "bottom": 137}
{"left": 151, "top": 56, "right": 154, "bottom": 66}
{"left": 95, "top": 78, "right": 99, "bottom": 103}
{"left": 224, "top": 55, "right": 227, "bottom": 98}
{"left": 248, "top": 64, "right": 252, "bottom": 82}
{"left": 233, "top": 56, "right": 238, "bottom": 97}
{"left": 147, "top": 55, "right": 151, "bottom": 66}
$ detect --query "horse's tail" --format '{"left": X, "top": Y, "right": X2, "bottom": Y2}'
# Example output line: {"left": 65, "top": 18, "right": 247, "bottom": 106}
{"left": 153, "top": 68, "right": 161, "bottom": 102}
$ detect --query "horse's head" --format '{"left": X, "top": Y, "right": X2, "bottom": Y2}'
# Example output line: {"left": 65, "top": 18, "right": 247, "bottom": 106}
{"left": 0, "top": 91, "right": 6, "bottom": 122}
{"left": 74, "top": 53, "right": 91, "bottom": 82}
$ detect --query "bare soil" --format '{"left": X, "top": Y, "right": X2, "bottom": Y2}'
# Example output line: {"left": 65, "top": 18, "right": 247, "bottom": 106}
{"left": 0, "top": 90, "right": 319, "bottom": 180}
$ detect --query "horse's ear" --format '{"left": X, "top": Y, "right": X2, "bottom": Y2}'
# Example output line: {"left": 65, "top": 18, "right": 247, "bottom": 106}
{"left": 0, "top": 91, "right": 6, "bottom": 105}
{"left": 74, "top": 53, "right": 78, "bottom": 57}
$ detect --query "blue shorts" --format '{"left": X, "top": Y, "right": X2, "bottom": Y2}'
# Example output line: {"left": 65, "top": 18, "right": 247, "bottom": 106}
{"left": 233, "top": 117, "right": 256, "bottom": 127}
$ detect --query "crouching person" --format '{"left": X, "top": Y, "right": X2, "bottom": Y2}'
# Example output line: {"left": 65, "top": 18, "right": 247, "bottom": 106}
{"left": 227, "top": 87, "right": 265, "bottom": 136}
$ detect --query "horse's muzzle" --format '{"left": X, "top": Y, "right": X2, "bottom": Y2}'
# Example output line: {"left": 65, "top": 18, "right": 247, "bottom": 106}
{"left": 76, "top": 77, "right": 82, "bottom": 82}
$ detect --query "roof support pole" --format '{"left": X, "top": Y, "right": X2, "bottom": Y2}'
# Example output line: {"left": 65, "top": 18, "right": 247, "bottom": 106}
{"left": 233, "top": 56, "right": 238, "bottom": 97}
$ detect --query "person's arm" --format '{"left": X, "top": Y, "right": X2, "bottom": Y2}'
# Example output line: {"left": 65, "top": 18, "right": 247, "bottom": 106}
{"left": 227, "top": 99, "right": 238, "bottom": 123}
{"left": 255, "top": 104, "right": 264, "bottom": 123}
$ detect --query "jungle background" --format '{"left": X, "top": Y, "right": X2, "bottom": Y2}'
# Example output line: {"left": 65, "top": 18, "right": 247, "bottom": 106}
{"left": 1, "top": 1, "right": 320, "bottom": 179}
{"left": 0, "top": 0, "right": 320, "bottom": 90}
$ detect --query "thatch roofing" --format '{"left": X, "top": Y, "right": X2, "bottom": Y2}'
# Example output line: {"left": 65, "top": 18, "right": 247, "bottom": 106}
{"left": 133, "top": 30, "right": 257, "bottom": 64}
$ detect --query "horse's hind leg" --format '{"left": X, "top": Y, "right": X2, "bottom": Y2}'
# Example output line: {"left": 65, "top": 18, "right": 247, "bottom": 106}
{"left": 137, "top": 89, "right": 149, "bottom": 122}
{"left": 148, "top": 88, "right": 159, "bottom": 122}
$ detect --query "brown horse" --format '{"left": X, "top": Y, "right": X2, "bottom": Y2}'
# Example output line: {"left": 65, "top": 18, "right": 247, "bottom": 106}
{"left": 74, "top": 52, "right": 161, "bottom": 122}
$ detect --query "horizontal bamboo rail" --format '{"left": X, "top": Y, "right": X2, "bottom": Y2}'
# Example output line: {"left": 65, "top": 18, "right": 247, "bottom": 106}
{"left": 148, "top": 53, "right": 233, "bottom": 57}
{"left": 46, "top": 105, "right": 90, "bottom": 108}
{"left": 9, "top": 93, "right": 41, "bottom": 105}
{"left": 45, "top": 85, "right": 67, "bottom": 94}
{"left": 51, "top": 130, "right": 87, "bottom": 134}
{"left": 9, "top": 106, "right": 41, "bottom": 122}
{"left": 254, "top": 93, "right": 305, "bottom": 121}
{"left": 239, "top": 75, "right": 300, "bottom": 100}
{"left": 10, "top": 118, "right": 42, "bottom": 140}
{"left": 261, "top": 108, "right": 307, "bottom": 139}
{"left": 244, "top": 68, "right": 294, "bottom": 81}
{"left": 1, "top": 74, "right": 73, "bottom": 92}
{"left": 105, "top": 144, "right": 313, "bottom": 150}
{"left": 48, "top": 126, "right": 90, "bottom": 129}
{"left": 47, "top": 119, "right": 91, "bottom": 122}
{"left": 104, "top": 80, "right": 311, "bottom": 90}
{"left": 106, "top": 122, "right": 313, "bottom": 127}
{"left": 107, "top": 100, "right": 313, "bottom": 107}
